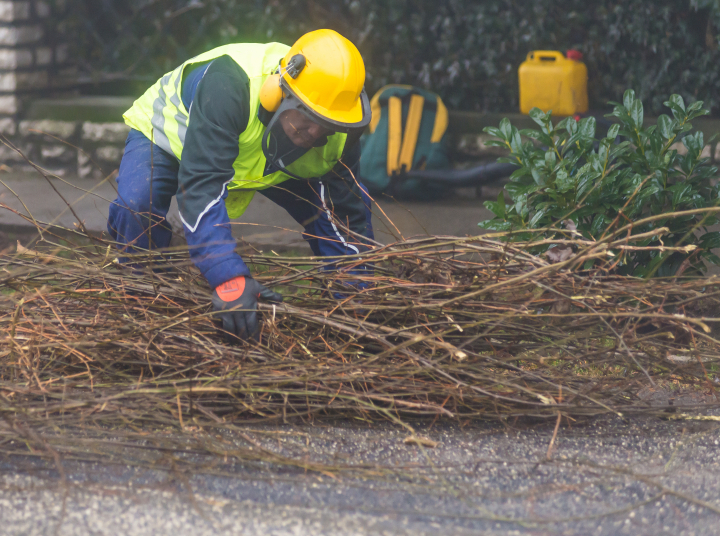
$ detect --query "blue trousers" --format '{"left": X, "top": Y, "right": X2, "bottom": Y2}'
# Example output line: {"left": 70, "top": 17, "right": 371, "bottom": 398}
{"left": 108, "top": 130, "right": 374, "bottom": 288}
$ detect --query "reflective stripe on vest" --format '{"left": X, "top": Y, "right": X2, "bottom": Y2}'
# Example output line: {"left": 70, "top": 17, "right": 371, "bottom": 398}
{"left": 123, "top": 43, "right": 347, "bottom": 219}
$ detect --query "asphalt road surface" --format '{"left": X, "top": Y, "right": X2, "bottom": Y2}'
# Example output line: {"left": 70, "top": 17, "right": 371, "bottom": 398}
{"left": 1, "top": 412, "right": 720, "bottom": 536}
{"left": 0, "top": 171, "right": 497, "bottom": 250}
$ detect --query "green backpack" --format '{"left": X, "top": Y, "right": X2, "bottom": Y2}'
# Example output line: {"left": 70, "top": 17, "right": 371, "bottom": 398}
{"left": 359, "top": 85, "right": 451, "bottom": 200}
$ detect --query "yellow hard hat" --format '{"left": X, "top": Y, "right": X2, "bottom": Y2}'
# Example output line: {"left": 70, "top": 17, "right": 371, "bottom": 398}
{"left": 260, "top": 29, "right": 371, "bottom": 131}
{"left": 259, "top": 30, "right": 370, "bottom": 178}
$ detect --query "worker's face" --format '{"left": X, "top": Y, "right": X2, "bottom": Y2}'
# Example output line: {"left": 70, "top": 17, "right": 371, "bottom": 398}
{"left": 279, "top": 109, "right": 333, "bottom": 149}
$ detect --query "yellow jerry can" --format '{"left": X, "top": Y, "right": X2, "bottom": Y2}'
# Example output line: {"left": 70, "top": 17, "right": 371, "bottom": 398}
{"left": 519, "top": 50, "right": 588, "bottom": 116}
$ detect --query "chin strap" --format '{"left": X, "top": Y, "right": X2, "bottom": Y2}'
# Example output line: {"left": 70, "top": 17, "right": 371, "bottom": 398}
{"left": 261, "top": 126, "right": 311, "bottom": 181}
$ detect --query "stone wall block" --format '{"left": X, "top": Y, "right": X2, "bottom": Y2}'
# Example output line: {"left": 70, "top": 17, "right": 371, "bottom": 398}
{"left": 0, "top": 48, "right": 33, "bottom": 69}
{"left": 77, "top": 150, "right": 89, "bottom": 166}
{"left": 0, "top": 25, "right": 43, "bottom": 46}
{"left": 40, "top": 144, "right": 73, "bottom": 162}
{"left": 0, "top": 72, "right": 14, "bottom": 91}
{"left": 41, "top": 144, "right": 66, "bottom": 159}
{"left": 19, "top": 119, "right": 78, "bottom": 139}
{"left": 82, "top": 122, "right": 130, "bottom": 143}
{"left": 95, "top": 145, "right": 123, "bottom": 162}
{"left": 77, "top": 150, "right": 100, "bottom": 179}
{"left": 0, "top": 70, "right": 48, "bottom": 91}
{"left": 0, "top": 116, "right": 15, "bottom": 134}
{"left": 0, "top": 94, "right": 19, "bottom": 114}
{"left": 0, "top": 141, "right": 30, "bottom": 162}
{"left": 34, "top": 1, "right": 50, "bottom": 18}
{"left": 0, "top": 2, "right": 31, "bottom": 22}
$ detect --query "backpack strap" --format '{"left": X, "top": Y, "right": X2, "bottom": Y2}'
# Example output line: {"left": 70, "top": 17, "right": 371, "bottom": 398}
{"left": 369, "top": 84, "right": 414, "bottom": 134}
{"left": 398, "top": 94, "right": 425, "bottom": 172}
{"left": 369, "top": 91, "right": 383, "bottom": 134}
{"left": 386, "top": 96, "right": 403, "bottom": 176}
{"left": 371, "top": 84, "right": 447, "bottom": 176}
{"left": 431, "top": 95, "right": 448, "bottom": 143}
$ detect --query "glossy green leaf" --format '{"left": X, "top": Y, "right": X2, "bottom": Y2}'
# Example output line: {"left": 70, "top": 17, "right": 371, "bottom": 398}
{"left": 630, "top": 100, "right": 644, "bottom": 129}
{"left": 529, "top": 107, "right": 547, "bottom": 127}
{"left": 668, "top": 94, "right": 685, "bottom": 112}
{"left": 579, "top": 117, "right": 596, "bottom": 139}
{"left": 606, "top": 123, "right": 620, "bottom": 140}
{"left": 478, "top": 219, "right": 513, "bottom": 231}
{"left": 555, "top": 168, "right": 573, "bottom": 193}
{"left": 529, "top": 208, "right": 548, "bottom": 228}
{"left": 623, "top": 89, "right": 635, "bottom": 110}
{"left": 703, "top": 251, "right": 720, "bottom": 266}
{"left": 700, "top": 232, "right": 720, "bottom": 249}
{"left": 499, "top": 118, "right": 512, "bottom": 139}
{"left": 657, "top": 114, "right": 674, "bottom": 140}
{"left": 545, "top": 151, "right": 557, "bottom": 168}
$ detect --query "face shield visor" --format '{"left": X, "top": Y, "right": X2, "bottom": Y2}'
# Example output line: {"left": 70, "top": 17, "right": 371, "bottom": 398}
{"left": 261, "top": 94, "right": 334, "bottom": 175}
{"left": 261, "top": 83, "right": 371, "bottom": 180}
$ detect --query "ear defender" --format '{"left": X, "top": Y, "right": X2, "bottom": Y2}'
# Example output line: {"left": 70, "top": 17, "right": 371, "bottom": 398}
{"left": 259, "top": 55, "right": 308, "bottom": 112}
{"left": 259, "top": 73, "right": 283, "bottom": 112}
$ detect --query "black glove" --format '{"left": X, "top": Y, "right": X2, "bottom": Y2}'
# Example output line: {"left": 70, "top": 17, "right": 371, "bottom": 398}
{"left": 211, "top": 276, "right": 283, "bottom": 341}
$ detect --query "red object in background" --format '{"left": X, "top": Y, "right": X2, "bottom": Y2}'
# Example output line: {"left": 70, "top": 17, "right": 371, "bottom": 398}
{"left": 566, "top": 50, "right": 583, "bottom": 61}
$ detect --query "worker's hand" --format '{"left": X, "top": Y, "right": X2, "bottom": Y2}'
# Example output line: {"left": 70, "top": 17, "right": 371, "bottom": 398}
{"left": 211, "top": 276, "right": 283, "bottom": 342}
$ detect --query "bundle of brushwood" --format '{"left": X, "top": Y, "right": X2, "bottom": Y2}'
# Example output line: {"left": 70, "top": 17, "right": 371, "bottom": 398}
{"left": 1, "top": 223, "right": 719, "bottom": 463}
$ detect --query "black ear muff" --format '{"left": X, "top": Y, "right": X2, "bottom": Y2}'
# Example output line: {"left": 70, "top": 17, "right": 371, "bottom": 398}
{"left": 259, "top": 73, "right": 283, "bottom": 112}
{"left": 285, "top": 54, "right": 306, "bottom": 78}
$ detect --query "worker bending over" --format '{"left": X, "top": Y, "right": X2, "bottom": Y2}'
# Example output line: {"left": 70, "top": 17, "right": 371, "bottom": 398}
{"left": 108, "top": 29, "right": 374, "bottom": 340}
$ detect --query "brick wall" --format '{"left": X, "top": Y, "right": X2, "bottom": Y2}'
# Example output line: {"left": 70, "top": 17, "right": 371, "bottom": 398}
{"left": 0, "top": 0, "right": 73, "bottom": 127}
{"left": 5, "top": 118, "right": 130, "bottom": 178}
{"left": 0, "top": 0, "right": 129, "bottom": 179}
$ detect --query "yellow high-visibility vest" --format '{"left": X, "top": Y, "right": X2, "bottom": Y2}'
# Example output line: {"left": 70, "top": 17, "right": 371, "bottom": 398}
{"left": 123, "top": 43, "right": 347, "bottom": 218}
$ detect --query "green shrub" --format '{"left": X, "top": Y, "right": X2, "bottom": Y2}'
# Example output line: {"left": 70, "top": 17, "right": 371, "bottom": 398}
{"left": 479, "top": 90, "right": 720, "bottom": 277}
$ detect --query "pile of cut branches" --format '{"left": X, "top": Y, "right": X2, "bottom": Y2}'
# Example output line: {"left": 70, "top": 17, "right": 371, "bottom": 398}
{"left": 1, "top": 223, "right": 719, "bottom": 466}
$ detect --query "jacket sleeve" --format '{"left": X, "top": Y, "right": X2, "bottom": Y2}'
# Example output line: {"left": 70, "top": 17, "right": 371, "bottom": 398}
{"left": 175, "top": 56, "right": 252, "bottom": 288}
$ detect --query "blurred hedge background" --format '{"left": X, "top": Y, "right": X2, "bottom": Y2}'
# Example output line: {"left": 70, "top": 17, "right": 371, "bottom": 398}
{"left": 69, "top": 0, "right": 720, "bottom": 115}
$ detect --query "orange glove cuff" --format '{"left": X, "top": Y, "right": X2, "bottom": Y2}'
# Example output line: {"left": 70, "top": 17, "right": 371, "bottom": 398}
{"left": 216, "top": 276, "right": 246, "bottom": 302}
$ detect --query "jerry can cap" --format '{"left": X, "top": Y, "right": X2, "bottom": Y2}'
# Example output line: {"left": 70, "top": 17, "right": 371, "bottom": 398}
{"left": 566, "top": 49, "right": 583, "bottom": 61}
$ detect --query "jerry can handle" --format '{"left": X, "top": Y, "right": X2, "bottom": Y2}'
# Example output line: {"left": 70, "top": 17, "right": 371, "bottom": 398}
{"left": 527, "top": 50, "right": 565, "bottom": 62}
